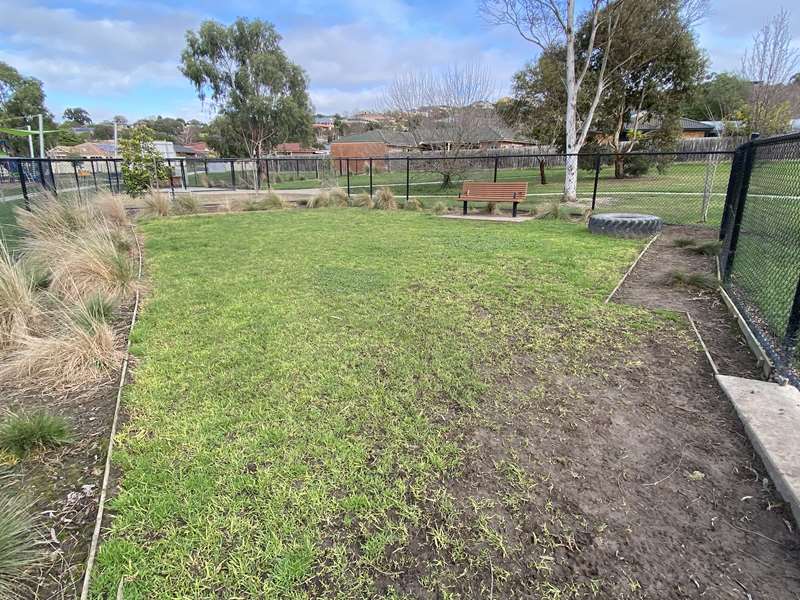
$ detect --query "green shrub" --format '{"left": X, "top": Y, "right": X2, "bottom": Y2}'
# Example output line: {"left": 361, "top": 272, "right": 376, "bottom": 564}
{"left": 0, "top": 412, "right": 72, "bottom": 458}
{"left": 0, "top": 491, "right": 41, "bottom": 598}
{"left": 120, "top": 125, "right": 170, "bottom": 196}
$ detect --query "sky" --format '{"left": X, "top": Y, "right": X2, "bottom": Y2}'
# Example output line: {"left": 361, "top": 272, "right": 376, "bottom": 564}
{"left": 0, "top": 0, "right": 798, "bottom": 124}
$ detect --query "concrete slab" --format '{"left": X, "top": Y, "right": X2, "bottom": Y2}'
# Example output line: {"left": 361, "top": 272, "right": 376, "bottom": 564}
{"left": 716, "top": 374, "right": 800, "bottom": 525}
{"left": 439, "top": 214, "right": 535, "bottom": 223}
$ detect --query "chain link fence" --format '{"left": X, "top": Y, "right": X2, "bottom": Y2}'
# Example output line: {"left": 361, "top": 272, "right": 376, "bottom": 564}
{"left": 720, "top": 132, "right": 800, "bottom": 387}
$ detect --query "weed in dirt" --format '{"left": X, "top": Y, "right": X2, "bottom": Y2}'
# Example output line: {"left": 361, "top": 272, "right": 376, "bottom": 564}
{"left": 0, "top": 491, "right": 41, "bottom": 599}
{"left": 0, "top": 412, "right": 72, "bottom": 458}
{"left": 668, "top": 269, "right": 717, "bottom": 290}
{"left": 689, "top": 240, "right": 723, "bottom": 256}
{"left": 672, "top": 238, "right": 696, "bottom": 248}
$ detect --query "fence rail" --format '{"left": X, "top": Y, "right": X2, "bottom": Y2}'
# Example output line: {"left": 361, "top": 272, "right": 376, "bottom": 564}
{"left": 719, "top": 132, "right": 800, "bottom": 387}
{"left": 2, "top": 151, "right": 734, "bottom": 229}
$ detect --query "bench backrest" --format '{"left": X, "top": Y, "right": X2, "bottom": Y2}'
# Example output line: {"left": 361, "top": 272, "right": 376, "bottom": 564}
{"left": 461, "top": 181, "right": 528, "bottom": 201}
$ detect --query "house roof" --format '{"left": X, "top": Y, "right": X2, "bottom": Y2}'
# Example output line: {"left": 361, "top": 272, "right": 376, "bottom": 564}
{"left": 631, "top": 116, "right": 715, "bottom": 132}
{"left": 275, "top": 142, "right": 317, "bottom": 153}
{"left": 333, "top": 127, "right": 529, "bottom": 147}
{"left": 47, "top": 141, "right": 112, "bottom": 158}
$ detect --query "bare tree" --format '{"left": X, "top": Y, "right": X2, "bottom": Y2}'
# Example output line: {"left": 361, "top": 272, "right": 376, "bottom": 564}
{"left": 741, "top": 8, "right": 799, "bottom": 135}
{"left": 383, "top": 64, "right": 498, "bottom": 188}
{"left": 481, "top": 0, "right": 707, "bottom": 201}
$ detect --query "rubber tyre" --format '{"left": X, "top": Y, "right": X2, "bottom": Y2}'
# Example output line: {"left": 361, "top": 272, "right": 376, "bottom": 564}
{"left": 588, "top": 213, "right": 663, "bottom": 238}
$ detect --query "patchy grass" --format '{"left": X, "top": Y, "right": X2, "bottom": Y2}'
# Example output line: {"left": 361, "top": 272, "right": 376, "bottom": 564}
{"left": 668, "top": 269, "right": 718, "bottom": 290}
{"left": 93, "top": 210, "right": 665, "bottom": 597}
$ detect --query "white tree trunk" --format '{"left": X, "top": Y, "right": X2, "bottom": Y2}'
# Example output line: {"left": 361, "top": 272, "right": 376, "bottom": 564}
{"left": 562, "top": 0, "right": 578, "bottom": 203}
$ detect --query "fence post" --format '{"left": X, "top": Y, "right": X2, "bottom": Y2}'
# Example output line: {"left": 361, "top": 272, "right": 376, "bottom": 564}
{"left": 104, "top": 159, "right": 112, "bottom": 192}
{"left": 113, "top": 160, "right": 120, "bottom": 193}
{"left": 36, "top": 160, "right": 47, "bottom": 194}
{"left": 90, "top": 159, "right": 98, "bottom": 191}
{"left": 346, "top": 158, "right": 351, "bottom": 197}
{"left": 591, "top": 154, "right": 601, "bottom": 210}
{"left": 230, "top": 160, "right": 236, "bottom": 190}
{"left": 168, "top": 162, "right": 175, "bottom": 196}
{"left": 180, "top": 159, "right": 187, "bottom": 189}
{"left": 16, "top": 160, "right": 30, "bottom": 210}
{"left": 256, "top": 160, "right": 262, "bottom": 191}
{"left": 493, "top": 156, "right": 499, "bottom": 183}
{"left": 369, "top": 157, "right": 373, "bottom": 197}
{"left": 315, "top": 160, "right": 319, "bottom": 180}
{"left": 296, "top": 158, "right": 300, "bottom": 179}
{"left": 785, "top": 275, "right": 800, "bottom": 353}
{"left": 49, "top": 159, "right": 57, "bottom": 195}
{"left": 723, "top": 143, "right": 756, "bottom": 280}
{"left": 406, "top": 156, "right": 410, "bottom": 204}
{"left": 72, "top": 161, "right": 82, "bottom": 200}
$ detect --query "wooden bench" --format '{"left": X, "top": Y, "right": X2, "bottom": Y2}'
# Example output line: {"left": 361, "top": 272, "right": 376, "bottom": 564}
{"left": 458, "top": 181, "right": 528, "bottom": 217}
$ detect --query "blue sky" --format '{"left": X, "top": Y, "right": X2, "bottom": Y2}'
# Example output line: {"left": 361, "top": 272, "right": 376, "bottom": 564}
{"left": 0, "top": 0, "right": 798, "bottom": 123}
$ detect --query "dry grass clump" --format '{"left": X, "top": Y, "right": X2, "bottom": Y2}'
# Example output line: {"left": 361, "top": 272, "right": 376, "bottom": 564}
{"left": 0, "top": 243, "right": 40, "bottom": 349}
{"left": 404, "top": 197, "right": 422, "bottom": 211}
{"left": 0, "top": 491, "right": 41, "bottom": 599}
{"left": 432, "top": 200, "right": 448, "bottom": 215}
{"left": 95, "top": 192, "right": 130, "bottom": 227}
{"left": 15, "top": 195, "right": 94, "bottom": 239}
{"left": 374, "top": 187, "right": 397, "bottom": 210}
{"left": 308, "top": 190, "right": 330, "bottom": 209}
{"left": 0, "top": 311, "right": 123, "bottom": 396}
{"left": 483, "top": 202, "right": 499, "bottom": 215}
{"left": 242, "top": 192, "right": 287, "bottom": 211}
{"left": 141, "top": 191, "right": 171, "bottom": 218}
{"left": 328, "top": 188, "right": 349, "bottom": 207}
{"left": 24, "top": 224, "right": 136, "bottom": 302}
{"left": 668, "top": 270, "right": 717, "bottom": 290}
{"left": 351, "top": 192, "right": 374, "bottom": 209}
{"left": 174, "top": 194, "right": 200, "bottom": 215}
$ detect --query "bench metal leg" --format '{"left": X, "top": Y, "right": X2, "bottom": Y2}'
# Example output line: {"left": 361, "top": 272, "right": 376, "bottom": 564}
{"left": 512, "top": 202, "right": 518, "bottom": 218}
{"left": 463, "top": 201, "right": 468, "bottom": 215}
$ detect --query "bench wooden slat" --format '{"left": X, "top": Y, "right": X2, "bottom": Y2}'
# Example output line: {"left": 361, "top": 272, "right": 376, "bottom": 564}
{"left": 458, "top": 181, "right": 528, "bottom": 216}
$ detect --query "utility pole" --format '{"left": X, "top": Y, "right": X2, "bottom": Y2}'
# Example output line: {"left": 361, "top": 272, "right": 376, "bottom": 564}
{"left": 26, "top": 125, "right": 34, "bottom": 157}
{"left": 37, "top": 113, "right": 44, "bottom": 158}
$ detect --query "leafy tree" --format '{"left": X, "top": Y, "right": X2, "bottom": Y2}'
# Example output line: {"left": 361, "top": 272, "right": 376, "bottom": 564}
{"left": 91, "top": 122, "right": 115, "bottom": 140}
{"left": 683, "top": 73, "right": 751, "bottom": 121}
{"left": 113, "top": 115, "right": 128, "bottom": 126}
{"left": 56, "top": 127, "right": 84, "bottom": 146}
{"left": 120, "top": 125, "right": 170, "bottom": 195}
{"left": 0, "top": 61, "right": 56, "bottom": 156}
{"left": 134, "top": 116, "right": 187, "bottom": 141}
{"left": 587, "top": 0, "right": 706, "bottom": 177}
{"left": 180, "top": 18, "right": 314, "bottom": 157}
{"left": 205, "top": 113, "right": 248, "bottom": 156}
{"left": 62, "top": 107, "right": 92, "bottom": 125}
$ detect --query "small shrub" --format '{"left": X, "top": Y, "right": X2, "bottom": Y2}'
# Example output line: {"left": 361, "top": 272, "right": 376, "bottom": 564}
{"left": 0, "top": 243, "right": 40, "bottom": 349}
{"left": 262, "top": 192, "right": 288, "bottom": 209}
{"left": 405, "top": 197, "right": 422, "bottom": 211}
{"left": 351, "top": 192, "right": 373, "bottom": 209}
{"left": 668, "top": 270, "right": 717, "bottom": 290}
{"left": 328, "top": 188, "right": 349, "bottom": 207}
{"left": 141, "top": 191, "right": 171, "bottom": 218}
{"left": 374, "top": 187, "right": 397, "bottom": 210}
{"left": 0, "top": 317, "right": 123, "bottom": 396}
{"left": 175, "top": 194, "right": 200, "bottom": 215}
{"left": 483, "top": 202, "right": 498, "bottom": 215}
{"left": 0, "top": 412, "right": 72, "bottom": 458}
{"left": 224, "top": 198, "right": 245, "bottom": 212}
{"left": 432, "top": 200, "right": 448, "bottom": 215}
{"left": 71, "top": 293, "right": 117, "bottom": 333}
{"left": 308, "top": 190, "right": 330, "bottom": 209}
{"left": 0, "top": 492, "right": 41, "bottom": 598}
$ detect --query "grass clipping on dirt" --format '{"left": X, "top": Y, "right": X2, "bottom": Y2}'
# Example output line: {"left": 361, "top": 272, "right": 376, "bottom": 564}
{"left": 93, "top": 210, "right": 667, "bottom": 598}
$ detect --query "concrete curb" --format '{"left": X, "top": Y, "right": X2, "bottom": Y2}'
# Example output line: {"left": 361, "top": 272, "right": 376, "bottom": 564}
{"left": 716, "top": 374, "right": 800, "bottom": 526}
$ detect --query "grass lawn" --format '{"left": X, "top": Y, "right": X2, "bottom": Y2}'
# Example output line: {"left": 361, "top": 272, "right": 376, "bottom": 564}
{"left": 92, "top": 210, "right": 673, "bottom": 598}
{"left": 0, "top": 198, "right": 24, "bottom": 250}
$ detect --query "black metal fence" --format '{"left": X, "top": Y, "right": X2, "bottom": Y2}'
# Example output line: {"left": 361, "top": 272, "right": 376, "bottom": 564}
{"left": 720, "top": 132, "right": 800, "bottom": 387}
{"left": 2, "top": 151, "right": 734, "bottom": 226}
